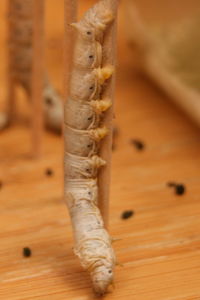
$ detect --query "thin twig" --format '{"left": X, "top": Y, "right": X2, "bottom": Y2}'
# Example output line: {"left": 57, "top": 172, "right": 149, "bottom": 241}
{"left": 64, "top": 0, "right": 77, "bottom": 100}
{"left": 7, "top": 0, "right": 16, "bottom": 125}
{"left": 32, "top": 0, "right": 44, "bottom": 157}
{"left": 98, "top": 0, "right": 119, "bottom": 228}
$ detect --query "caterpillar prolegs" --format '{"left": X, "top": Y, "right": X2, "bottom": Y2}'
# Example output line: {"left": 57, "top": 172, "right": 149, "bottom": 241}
{"left": 64, "top": 0, "right": 116, "bottom": 295}
{"left": 7, "top": 0, "right": 63, "bottom": 133}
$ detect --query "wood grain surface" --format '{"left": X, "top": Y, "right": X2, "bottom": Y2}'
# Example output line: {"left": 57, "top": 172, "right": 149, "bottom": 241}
{"left": 0, "top": 1, "right": 200, "bottom": 299}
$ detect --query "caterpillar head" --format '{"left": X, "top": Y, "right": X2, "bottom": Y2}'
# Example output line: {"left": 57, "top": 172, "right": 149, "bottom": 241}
{"left": 91, "top": 265, "right": 114, "bottom": 295}
{"left": 85, "top": 2, "right": 114, "bottom": 31}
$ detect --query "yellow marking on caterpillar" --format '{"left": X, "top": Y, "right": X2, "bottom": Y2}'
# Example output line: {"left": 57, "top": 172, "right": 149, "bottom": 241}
{"left": 90, "top": 98, "right": 112, "bottom": 113}
{"left": 89, "top": 127, "right": 108, "bottom": 141}
{"left": 95, "top": 65, "right": 114, "bottom": 84}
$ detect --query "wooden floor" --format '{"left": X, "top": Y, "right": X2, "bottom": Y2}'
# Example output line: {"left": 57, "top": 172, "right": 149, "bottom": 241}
{"left": 1, "top": 1, "right": 200, "bottom": 299}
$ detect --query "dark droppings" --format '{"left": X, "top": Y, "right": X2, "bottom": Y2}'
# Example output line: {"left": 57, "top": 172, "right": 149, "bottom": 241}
{"left": 45, "top": 168, "right": 54, "bottom": 177}
{"left": 121, "top": 210, "right": 134, "bottom": 220}
{"left": 167, "top": 182, "right": 186, "bottom": 195}
{"left": 130, "top": 139, "right": 145, "bottom": 151}
{"left": 23, "top": 247, "right": 32, "bottom": 258}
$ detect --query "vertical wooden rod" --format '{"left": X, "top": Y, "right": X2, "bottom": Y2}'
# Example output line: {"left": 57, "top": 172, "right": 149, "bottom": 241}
{"left": 7, "top": 0, "right": 16, "bottom": 124}
{"left": 32, "top": 0, "right": 44, "bottom": 157}
{"left": 98, "top": 0, "right": 119, "bottom": 228}
{"left": 63, "top": 0, "right": 77, "bottom": 189}
{"left": 64, "top": 0, "right": 77, "bottom": 100}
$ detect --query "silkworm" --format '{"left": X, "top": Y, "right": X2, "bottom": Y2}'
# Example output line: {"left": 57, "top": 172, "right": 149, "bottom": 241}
{"left": 65, "top": 0, "right": 116, "bottom": 295}
{"left": 7, "top": 0, "right": 63, "bottom": 133}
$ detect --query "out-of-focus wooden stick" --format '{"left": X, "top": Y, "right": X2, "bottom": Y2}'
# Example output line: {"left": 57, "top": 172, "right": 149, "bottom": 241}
{"left": 127, "top": 3, "right": 200, "bottom": 127}
{"left": 98, "top": 0, "right": 119, "bottom": 228}
{"left": 146, "top": 57, "right": 200, "bottom": 127}
{"left": 32, "top": 0, "right": 44, "bottom": 157}
{"left": 7, "top": 0, "right": 16, "bottom": 125}
{"left": 64, "top": 0, "right": 77, "bottom": 100}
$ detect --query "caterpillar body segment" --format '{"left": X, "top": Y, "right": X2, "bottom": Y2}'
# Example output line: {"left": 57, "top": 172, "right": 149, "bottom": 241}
{"left": 8, "top": 0, "right": 63, "bottom": 133}
{"left": 65, "top": 153, "right": 106, "bottom": 179}
{"left": 65, "top": 179, "right": 98, "bottom": 208}
{"left": 64, "top": 98, "right": 100, "bottom": 130}
{"left": 65, "top": 125, "right": 108, "bottom": 157}
{"left": 69, "top": 66, "right": 113, "bottom": 101}
{"left": 65, "top": 0, "right": 116, "bottom": 295}
{"left": 64, "top": 97, "right": 112, "bottom": 130}
{"left": 73, "top": 39, "right": 102, "bottom": 69}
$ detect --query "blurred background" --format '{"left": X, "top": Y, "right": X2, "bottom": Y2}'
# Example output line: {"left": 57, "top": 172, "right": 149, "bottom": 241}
{"left": 0, "top": 1, "right": 200, "bottom": 299}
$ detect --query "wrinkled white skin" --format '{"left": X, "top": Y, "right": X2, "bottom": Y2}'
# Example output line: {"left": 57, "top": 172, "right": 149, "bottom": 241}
{"left": 4, "top": 0, "right": 63, "bottom": 134}
{"left": 65, "top": 125, "right": 108, "bottom": 157}
{"left": 64, "top": 98, "right": 100, "bottom": 130}
{"left": 65, "top": 153, "right": 106, "bottom": 179}
{"left": 65, "top": 179, "right": 115, "bottom": 295}
{"left": 65, "top": 0, "right": 116, "bottom": 295}
{"left": 73, "top": 38, "right": 102, "bottom": 69}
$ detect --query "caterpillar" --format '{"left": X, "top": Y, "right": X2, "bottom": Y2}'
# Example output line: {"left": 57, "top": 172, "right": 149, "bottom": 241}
{"left": 7, "top": 0, "right": 63, "bottom": 133}
{"left": 64, "top": 0, "right": 116, "bottom": 295}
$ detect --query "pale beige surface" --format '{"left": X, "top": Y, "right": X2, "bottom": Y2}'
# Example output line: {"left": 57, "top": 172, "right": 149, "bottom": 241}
{"left": 0, "top": 1, "right": 200, "bottom": 299}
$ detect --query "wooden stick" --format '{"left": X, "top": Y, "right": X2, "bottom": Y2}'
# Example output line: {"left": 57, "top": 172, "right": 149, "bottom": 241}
{"left": 98, "top": 0, "right": 119, "bottom": 227}
{"left": 31, "top": 0, "right": 44, "bottom": 157}
{"left": 145, "top": 57, "right": 200, "bottom": 127}
{"left": 64, "top": 0, "right": 77, "bottom": 100}
{"left": 6, "top": 0, "right": 16, "bottom": 125}
{"left": 127, "top": 3, "right": 200, "bottom": 127}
